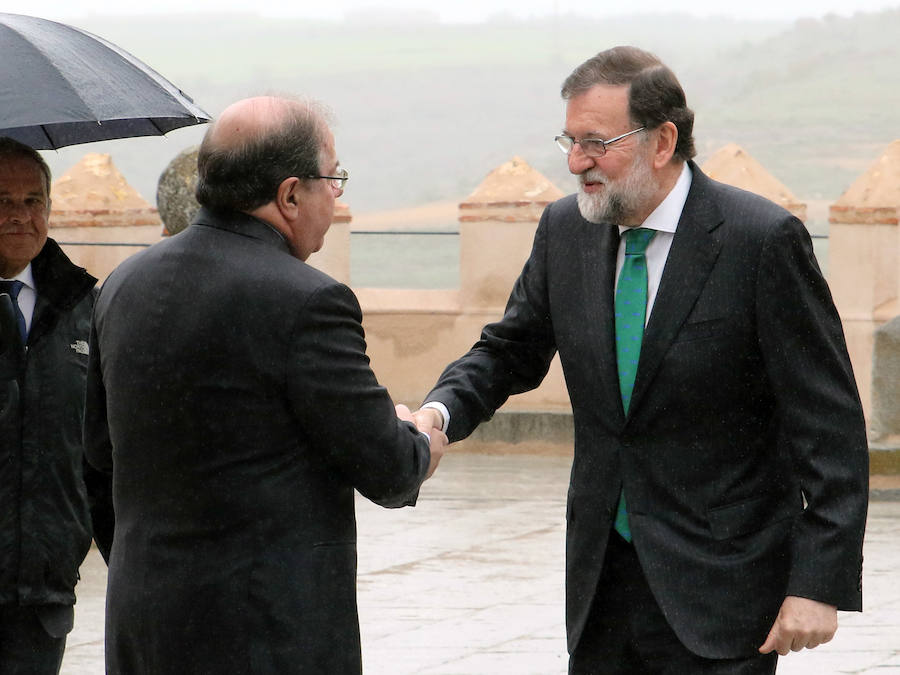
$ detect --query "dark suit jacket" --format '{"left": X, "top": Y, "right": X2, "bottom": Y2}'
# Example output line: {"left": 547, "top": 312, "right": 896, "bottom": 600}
{"left": 425, "top": 163, "right": 868, "bottom": 659}
{"left": 84, "top": 208, "right": 431, "bottom": 674}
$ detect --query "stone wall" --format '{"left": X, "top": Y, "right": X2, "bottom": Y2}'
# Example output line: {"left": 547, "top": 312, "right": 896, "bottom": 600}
{"left": 50, "top": 147, "right": 900, "bottom": 465}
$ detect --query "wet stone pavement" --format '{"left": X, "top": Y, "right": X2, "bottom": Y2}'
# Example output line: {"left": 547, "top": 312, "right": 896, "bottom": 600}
{"left": 62, "top": 453, "right": 900, "bottom": 674}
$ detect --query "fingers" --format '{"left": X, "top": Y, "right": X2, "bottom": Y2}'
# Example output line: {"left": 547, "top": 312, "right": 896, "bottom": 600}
{"left": 425, "top": 429, "right": 447, "bottom": 480}
{"left": 395, "top": 403, "right": 413, "bottom": 423}
{"left": 759, "top": 596, "right": 838, "bottom": 655}
{"left": 395, "top": 404, "right": 447, "bottom": 480}
{"left": 411, "top": 407, "right": 443, "bottom": 435}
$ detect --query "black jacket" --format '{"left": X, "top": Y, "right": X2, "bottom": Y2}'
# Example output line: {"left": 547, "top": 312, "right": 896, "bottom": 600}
{"left": 0, "top": 239, "right": 97, "bottom": 607}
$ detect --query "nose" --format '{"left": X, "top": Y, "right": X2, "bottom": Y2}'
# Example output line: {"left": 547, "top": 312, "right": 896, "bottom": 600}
{"left": 567, "top": 144, "right": 596, "bottom": 175}
{"left": 2, "top": 201, "right": 29, "bottom": 223}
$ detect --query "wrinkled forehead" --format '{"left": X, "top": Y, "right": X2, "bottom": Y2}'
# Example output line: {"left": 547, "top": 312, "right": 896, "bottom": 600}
{"left": 564, "top": 84, "right": 632, "bottom": 133}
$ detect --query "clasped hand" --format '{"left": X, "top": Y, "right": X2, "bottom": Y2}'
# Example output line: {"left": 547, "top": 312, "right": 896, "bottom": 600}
{"left": 395, "top": 404, "right": 447, "bottom": 479}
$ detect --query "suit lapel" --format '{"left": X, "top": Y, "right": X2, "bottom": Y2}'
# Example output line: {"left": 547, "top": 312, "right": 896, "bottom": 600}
{"left": 574, "top": 219, "right": 625, "bottom": 424}
{"left": 628, "top": 167, "right": 724, "bottom": 417}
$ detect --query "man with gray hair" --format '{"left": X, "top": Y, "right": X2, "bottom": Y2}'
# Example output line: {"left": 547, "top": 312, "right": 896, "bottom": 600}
{"left": 415, "top": 46, "right": 867, "bottom": 673}
{"left": 0, "top": 136, "right": 99, "bottom": 674}
{"left": 84, "top": 96, "right": 445, "bottom": 674}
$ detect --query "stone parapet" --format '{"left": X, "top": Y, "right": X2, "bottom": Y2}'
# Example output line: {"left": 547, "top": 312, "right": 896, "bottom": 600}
{"left": 356, "top": 288, "right": 570, "bottom": 412}
{"left": 827, "top": 141, "right": 900, "bottom": 420}
{"left": 50, "top": 208, "right": 161, "bottom": 228}
{"left": 50, "top": 152, "right": 162, "bottom": 230}
{"left": 829, "top": 140, "right": 900, "bottom": 225}
{"left": 458, "top": 201, "right": 554, "bottom": 222}
{"left": 702, "top": 143, "right": 807, "bottom": 222}
{"left": 306, "top": 202, "right": 352, "bottom": 284}
{"left": 459, "top": 156, "right": 563, "bottom": 311}
{"left": 829, "top": 205, "right": 898, "bottom": 226}
{"left": 871, "top": 316, "right": 900, "bottom": 447}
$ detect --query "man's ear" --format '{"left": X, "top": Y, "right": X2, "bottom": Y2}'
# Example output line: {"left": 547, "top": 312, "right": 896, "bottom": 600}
{"left": 275, "top": 177, "right": 302, "bottom": 219}
{"left": 653, "top": 121, "right": 678, "bottom": 169}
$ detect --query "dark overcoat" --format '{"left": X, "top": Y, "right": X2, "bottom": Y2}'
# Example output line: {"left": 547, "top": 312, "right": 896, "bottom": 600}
{"left": 85, "top": 208, "right": 431, "bottom": 674}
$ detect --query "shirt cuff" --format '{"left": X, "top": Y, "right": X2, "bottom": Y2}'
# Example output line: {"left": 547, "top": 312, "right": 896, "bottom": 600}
{"left": 420, "top": 401, "right": 449, "bottom": 433}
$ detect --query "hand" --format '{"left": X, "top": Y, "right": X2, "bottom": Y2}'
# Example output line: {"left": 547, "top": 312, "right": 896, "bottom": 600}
{"left": 759, "top": 596, "right": 837, "bottom": 655}
{"left": 411, "top": 407, "right": 444, "bottom": 435}
{"left": 395, "top": 403, "right": 415, "bottom": 425}
{"left": 395, "top": 404, "right": 447, "bottom": 480}
{"left": 424, "top": 427, "right": 447, "bottom": 479}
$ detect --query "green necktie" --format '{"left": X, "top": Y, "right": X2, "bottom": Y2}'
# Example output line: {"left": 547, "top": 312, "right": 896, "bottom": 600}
{"left": 613, "top": 227, "right": 655, "bottom": 542}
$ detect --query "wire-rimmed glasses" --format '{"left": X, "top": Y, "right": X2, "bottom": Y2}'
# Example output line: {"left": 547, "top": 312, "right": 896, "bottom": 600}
{"left": 554, "top": 127, "right": 645, "bottom": 158}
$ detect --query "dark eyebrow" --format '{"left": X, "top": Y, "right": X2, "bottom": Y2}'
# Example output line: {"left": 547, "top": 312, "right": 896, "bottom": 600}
{"left": 561, "top": 130, "right": 607, "bottom": 139}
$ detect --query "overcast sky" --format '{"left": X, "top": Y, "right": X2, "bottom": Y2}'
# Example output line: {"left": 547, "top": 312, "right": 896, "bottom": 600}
{"left": 6, "top": 0, "right": 900, "bottom": 23}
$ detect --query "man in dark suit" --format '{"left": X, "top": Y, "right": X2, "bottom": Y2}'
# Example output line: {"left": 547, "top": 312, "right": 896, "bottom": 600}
{"left": 414, "top": 46, "right": 868, "bottom": 673}
{"left": 83, "top": 96, "right": 446, "bottom": 674}
{"left": 0, "top": 137, "right": 99, "bottom": 674}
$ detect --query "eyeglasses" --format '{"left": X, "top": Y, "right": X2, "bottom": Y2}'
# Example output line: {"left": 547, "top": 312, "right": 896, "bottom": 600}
{"left": 307, "top": 167, "right": 349, "bottom": 191}
{"left": 554, "top": 127, "right": 645, "bottom": 158}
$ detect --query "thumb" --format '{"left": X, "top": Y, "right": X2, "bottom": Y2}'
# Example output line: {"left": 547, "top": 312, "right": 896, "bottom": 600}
{"left": 395, "top": 403, "right": 413, "bottom": 423}
{"left": 758, "top": 625, "right": 779, "bottom": 654}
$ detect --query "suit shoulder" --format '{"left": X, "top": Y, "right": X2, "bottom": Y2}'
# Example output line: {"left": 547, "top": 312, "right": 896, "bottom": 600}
{"left": 704, "top": 175, "right": 796, "bottom": 228}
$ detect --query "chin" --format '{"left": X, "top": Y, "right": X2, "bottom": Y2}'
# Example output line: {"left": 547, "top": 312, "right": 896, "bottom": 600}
{"left": 576, "top": 191, "right": 607, "bottom": 224}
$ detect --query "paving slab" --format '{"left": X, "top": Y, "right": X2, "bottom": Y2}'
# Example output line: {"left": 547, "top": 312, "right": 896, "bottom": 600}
{"left": 61, "top": 454, "right": 900, "bottom": 673}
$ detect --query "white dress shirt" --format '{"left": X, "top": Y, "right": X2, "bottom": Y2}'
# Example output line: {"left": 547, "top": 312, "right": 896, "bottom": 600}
{"left": 615, "top": 162, "right": 692, "bottom": 325}
{"left": 2, "top": 262, "right": 37, "bottom": 335}
{"left": 425, "top": 163, "right": 694, "bottom": 433}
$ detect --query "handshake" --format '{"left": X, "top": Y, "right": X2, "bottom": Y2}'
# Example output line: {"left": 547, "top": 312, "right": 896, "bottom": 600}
{"left": 396, "top": 404, "right": 448, "bottom": 479}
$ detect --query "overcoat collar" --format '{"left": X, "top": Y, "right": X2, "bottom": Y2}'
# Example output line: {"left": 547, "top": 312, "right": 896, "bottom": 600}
{"left": 192, "top": 206, "right": 291, "bottom": 255}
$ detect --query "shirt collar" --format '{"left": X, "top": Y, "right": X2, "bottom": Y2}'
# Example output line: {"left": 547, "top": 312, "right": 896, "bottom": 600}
{"left": 618, "top": 162, "right": 692, "bottom": 236}
{"left": 1, "top": 262, "right": 35, "bottom": 291}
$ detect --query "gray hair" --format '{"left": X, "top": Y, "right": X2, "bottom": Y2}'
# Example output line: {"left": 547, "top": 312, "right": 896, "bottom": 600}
{"left": 195, "top": 98, "right": 331, "bottom": 212}
{"left": 0, "top": 137, "right": 52, "bottom": 196}
{"left": 562, "top": 46, "right": 696, "bottom": 162}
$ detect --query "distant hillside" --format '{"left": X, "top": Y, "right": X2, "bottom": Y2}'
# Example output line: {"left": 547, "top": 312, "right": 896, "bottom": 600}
{"left": 686, "top": 9, "right": 900, "bottom": 201}
{"left": 39, "top": 10, "right": 900, "bottom": 216}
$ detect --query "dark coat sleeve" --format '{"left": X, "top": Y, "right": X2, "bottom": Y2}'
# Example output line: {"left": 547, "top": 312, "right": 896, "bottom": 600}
{"left": 755, "top": 215, "right": 868, "bottom": 610}
{"left": 425, "top": 209, "right": 558, "bottom": 441}
{"left": 285, "top": 281, "right": 431, "bottom": 508}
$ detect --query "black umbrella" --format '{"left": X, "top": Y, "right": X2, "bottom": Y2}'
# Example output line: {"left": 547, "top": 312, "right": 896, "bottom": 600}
{"left": 0, "top": 13, "right": 209, "bottom": 149}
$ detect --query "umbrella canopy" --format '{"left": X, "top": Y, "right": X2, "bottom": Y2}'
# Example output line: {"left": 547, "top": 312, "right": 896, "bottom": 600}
{"left": 0, "top": 13, "right": 210, "bottom": 149}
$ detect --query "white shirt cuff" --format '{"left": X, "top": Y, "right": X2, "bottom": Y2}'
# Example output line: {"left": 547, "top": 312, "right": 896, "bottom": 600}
{"left": 420, "top": 401, "right": 450, "bottom": 433}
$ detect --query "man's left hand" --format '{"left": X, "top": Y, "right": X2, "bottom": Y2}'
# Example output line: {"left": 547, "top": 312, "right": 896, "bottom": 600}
{"left": 759, "top": 596, "right": 837, "bottom": 655}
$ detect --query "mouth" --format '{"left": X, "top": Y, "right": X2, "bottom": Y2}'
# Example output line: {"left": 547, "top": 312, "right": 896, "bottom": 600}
{"left": 579, "top": 171, "right": 606, "bottom": 193}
